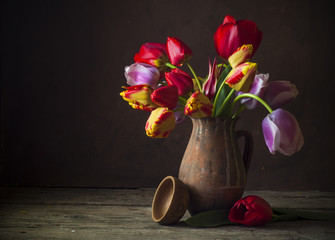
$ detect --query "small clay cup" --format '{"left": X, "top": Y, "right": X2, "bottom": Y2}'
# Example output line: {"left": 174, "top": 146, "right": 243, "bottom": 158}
{"left": 151, "top": 176, "right": 189, "bottom": 225}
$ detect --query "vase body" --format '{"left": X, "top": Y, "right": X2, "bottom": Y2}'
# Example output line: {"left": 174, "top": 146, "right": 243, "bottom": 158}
{"left": 178, "top": 117, "right": 252, "bottom": 215}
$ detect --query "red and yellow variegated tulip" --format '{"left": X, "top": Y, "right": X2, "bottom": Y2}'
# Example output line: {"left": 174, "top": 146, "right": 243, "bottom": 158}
{"left": 184, "top": 91, "right": 213, "bottom": 118}
{"left": 165, "top": 68, "right": 193, "bottom": 96}
{"left": 120, "top": 84, "right": 158, "bottom": 111}
{"left": 145, "top": 107, "right": 176, "bottom": 138}
{"left": 167, "top": 37, "right": 193, "bottom": 66}
{"left": 228, "top": 44, "right": 253, "bottom": 68}
{"left": 151, "top": 85, "right": 179, "bottom": 109}
{"left": 225, "top": 62, "right": 257, "bottom": 92}
{"left": 134, "top": 42, "right": 169, "bottom": 77}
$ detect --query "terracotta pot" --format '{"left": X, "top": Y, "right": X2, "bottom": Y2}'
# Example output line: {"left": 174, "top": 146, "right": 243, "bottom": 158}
{"left": 151, "top": 176, "right": 189, "bottom": 225}
{"left": 178, "top": 117, "right": 253, "bottom": 215}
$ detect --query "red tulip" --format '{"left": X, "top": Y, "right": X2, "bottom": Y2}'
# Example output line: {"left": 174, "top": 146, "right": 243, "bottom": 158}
{"left": 167, "top": 37, "right": 193, "bottom": 66}
{"left": 165, "top": 68, "right": 193, "bottom": 96}
{"left": 229, "top": 195, "right": 273, "bottom": 226}
{"left": 214, "top": 15, "right": 262, "bottom": 60}
{"left": 151, "top": 85, "right": 179, "bottom": 109}
{"left": 202, "top": 58, "right": 220, "bottom": 100}
{"left": 134, "top": 42, "right": 169, "bottom": 77}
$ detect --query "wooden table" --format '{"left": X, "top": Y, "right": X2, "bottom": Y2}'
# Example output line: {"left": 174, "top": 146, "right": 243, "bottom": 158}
{"left": 0, "top": 187, "right": 334, "bottom": 240}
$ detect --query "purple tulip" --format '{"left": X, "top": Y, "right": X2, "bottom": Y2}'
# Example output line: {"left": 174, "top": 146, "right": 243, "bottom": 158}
{"left": 262, "top": 109, "right": 304, "bottom": 156}
{"left": 240, "top": 73, "right": 269, "bottom": 109}
{"left": 124, "top": 63, "right": 160, "bottom": 88}
{"left": 263, "top": 81, "right": 299, "bottom": 109}
{"left": 173, "top": 102, "right": 186, "bottom": 124}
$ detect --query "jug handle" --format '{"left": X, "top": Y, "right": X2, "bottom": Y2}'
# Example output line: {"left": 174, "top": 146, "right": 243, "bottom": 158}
{"left": 236, "top": 130, "right": 253, "bottom": 175}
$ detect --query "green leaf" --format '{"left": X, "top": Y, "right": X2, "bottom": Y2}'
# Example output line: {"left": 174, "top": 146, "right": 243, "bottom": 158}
{"left": 184, "top": 209, "right": 237, "bottom": 227}
{"left": 213, "top": 65, "right": 232, "bottom": 116}
{"left": 272, "top": 208, "right": 335, "bottom": 221}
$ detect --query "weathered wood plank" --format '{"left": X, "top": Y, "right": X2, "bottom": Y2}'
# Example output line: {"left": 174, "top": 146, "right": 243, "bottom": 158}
{"left": 0, "top": 187, "right": 335, "bottom": 240}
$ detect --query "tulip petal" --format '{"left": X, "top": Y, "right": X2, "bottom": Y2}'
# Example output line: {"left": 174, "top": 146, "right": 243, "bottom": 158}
{"left": 239, "top": 73, "right": 269, "bottom": 109}
{"left": 202, "top": 58, "right": 220, "bottom": 100}
{"left": 262, "top": 114, "right": 281, "bottom": 154}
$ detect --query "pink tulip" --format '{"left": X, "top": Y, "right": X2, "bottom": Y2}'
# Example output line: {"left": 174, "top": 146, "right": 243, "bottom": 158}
{"left": 262, "top": 109, "right": 304, "bottom": 156}
{"left": 263, "top": 81, "right": 299, "bottom": 109}
{"left": 124, "top": 63, "right": 160, "bottom": 88}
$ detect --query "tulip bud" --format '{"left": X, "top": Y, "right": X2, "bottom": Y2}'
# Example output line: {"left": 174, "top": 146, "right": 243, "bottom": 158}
{"left": 166, "top": 37, "right": 193, "bottom": 66}
{"left": 145, "top": 107, "right": 176, "bottom": 138}
{"left": 134, "top": 42, "right": 169, "bottom": 77}
{"left": 214, "top": 15, "right": 262, "bottom": 60}
{"left": 229, "top": 195, "right": 273, "bottom": 226}
{"left": 124, "top": 63, "right": 160, "bottom": 88}
{"left": 184, "top": 91, "right": 213, "bottom": 118}
{"left": 225, "top": 62, "right": 257, "bottom": 92}
{"left": 228, "top": 44, "right": 253, "bottom": 68}
{"left": 165, "top": 68, "right": 193, "bottom": 96}
{"left": 151, "top": 85, "right": 179, "bottom": 109}
{"left": 263, "top": 81, "right": 299, "bottom": 109}
{"left": 120, "top": 84, "right": 158, "bottom": 111}
{"left": 262, "top": 109, "right": 304, "bottom": 156}
{"left": 202, "top": 58, "right": 220, "bottom": 100}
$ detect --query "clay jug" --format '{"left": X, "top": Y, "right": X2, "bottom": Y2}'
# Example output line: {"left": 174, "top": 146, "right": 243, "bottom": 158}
{"left": 178, "top": 117, "right": 253, "bottom": 215}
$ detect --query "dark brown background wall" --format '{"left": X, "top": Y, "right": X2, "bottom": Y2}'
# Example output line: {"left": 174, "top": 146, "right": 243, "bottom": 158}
{"left": 1, "top": 0, "right": 334, "bottom": 190}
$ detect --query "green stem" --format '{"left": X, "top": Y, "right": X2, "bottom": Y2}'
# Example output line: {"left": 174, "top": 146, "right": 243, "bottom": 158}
{"left": 186, "top": 63, "right": 202, "bottom": 92}
{"left": 232, "top": 105, "right": 245, "bottom": 119}
{"left": 233, "top": 93, "right": 273, "bottom": 114}
{"left": 215, "top": 88, "right": 235, "bottom": 117}
{"left": 173, "top": 107, "right": 184, "bottom": 112}
{"left": 178, "top": 96, "right": 187, "bottom": 105}
{"left": 165, "top": 62, "right": 178, "bottom": 69}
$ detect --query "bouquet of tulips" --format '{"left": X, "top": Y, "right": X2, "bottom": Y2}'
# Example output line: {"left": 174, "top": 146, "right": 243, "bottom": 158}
{"left": 120, "top": 15, "right": 304, "bottom": 156}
